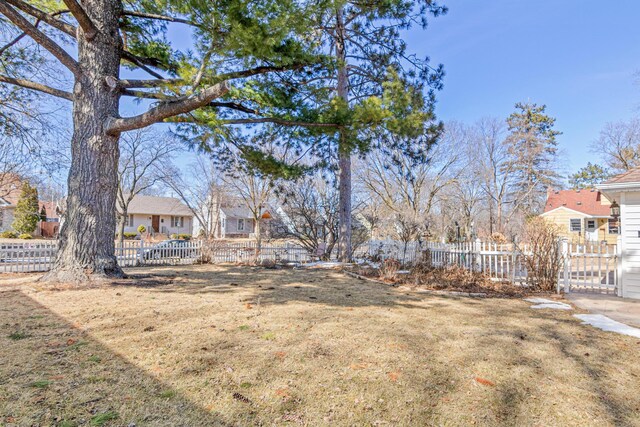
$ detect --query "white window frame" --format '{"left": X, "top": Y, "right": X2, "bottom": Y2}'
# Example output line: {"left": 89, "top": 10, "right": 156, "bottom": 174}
{"left": 127, "top": 214, "right": 134, "bottom": 227}
{"left": 569, "top": 218, "right": 581, "bottom": 232}
{"left": 608, "top": 218, "right": 620, "bottom": 235}
{"left": 171, "top": 216, "right": 184, "bottom": 228}
{"left": 238, "top": 218, "right": 245, "bottom": 231}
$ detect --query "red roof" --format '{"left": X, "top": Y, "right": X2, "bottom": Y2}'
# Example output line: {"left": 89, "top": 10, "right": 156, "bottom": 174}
{"left": 603, "top": 167, "right": 640, "bottom": 185}
{"left": 544, "top": 189, "right": 611, "bottom": 217}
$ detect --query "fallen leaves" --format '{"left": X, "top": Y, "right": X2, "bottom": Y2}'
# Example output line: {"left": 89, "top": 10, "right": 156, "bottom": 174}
{"left": 232, "top": 392, "right": 251, "bottom": 404}
{"left": 387, "top": 371, "right": 400, "bottom": 382}
{"left": 475, "top": 377, "right": 495, "bottom": 387}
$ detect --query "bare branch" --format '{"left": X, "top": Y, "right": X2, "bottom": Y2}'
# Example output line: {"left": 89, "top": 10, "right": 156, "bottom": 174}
{"left": 62, "top": 0, "right": 97, "bottom": 40}
{"left": 0, "top": 75, "right": 73, "bottom": 100}
{"left": 106, "top": 82, "right": 230, "bottom": 134}
{"left": 122, "top": 10, "right": 195, "bottom": 26}
{"left": 119, "top": 78, "right": 183, "bottom": 89}
{"left": 120, "top": 51, "right": 166, "bottom": 79}
{"left": 0, "top": 2, "right": 81, "bottom": 76}
{"left": 4, "top": 0, "right": 76, "bottom": 37}
{"left": 221, "top": 118, "right": 339, "bottom": 128}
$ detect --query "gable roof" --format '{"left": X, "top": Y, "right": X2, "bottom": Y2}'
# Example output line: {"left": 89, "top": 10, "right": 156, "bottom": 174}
{"left": 125, "top": 195, "right": 193, "bottom": 216}
{"left": 602, "top": 167, "right": 640, "bottom": 186}
{"left": 544, "top": 189, "right": 611, "bottom": 217}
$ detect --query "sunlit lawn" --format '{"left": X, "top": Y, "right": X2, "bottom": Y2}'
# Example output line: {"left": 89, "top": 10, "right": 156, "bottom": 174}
{"left": 1, "top": 265, "right": 639, "bottom": 426}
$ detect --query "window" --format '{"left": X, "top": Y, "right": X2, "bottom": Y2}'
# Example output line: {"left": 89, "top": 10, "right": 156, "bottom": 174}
{"left": 569, "top": 219, "right": 581, "bottom": 232}
{"left": 586, "top": 220, "right": 595, "bottom": 229}
{"left": 238, "top": 218, "right": 245, "bottom": 231}
{"left": 171, "top": 216, "right": 184, "bottom": 228}
{"left": 608, "top": 218, "right": 620, "bottom": 235}
{"left": 126, "top": 214, "right": 134, "bottom": 227}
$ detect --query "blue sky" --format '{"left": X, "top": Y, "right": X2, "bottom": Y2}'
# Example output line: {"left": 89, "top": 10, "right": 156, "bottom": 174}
{"left": 412, "top": 0, "right": 640, "bottom": 175}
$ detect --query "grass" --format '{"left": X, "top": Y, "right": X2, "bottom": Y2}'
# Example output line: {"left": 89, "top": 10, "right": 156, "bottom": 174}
{"left": 1, "top": 264, "right": 640, "bottom": 426}
{"left": 28, "top": 380, "right": 52, "bottom": 388}
{"left": 89, "top": 411, "right": 118, "bottom": 426}
{"left": 8, "top": 331, "right": 29, "bottom": 340}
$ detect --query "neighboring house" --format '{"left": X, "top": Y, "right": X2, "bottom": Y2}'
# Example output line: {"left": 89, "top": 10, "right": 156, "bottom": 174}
{"left": 0, "top": 177, "right": 21, "bottom": 233}
{"left": 216, "top": 206, "right": 272, "bottom": 239}
{"left": 540, "top": 189, "right": 619, "bottom": 245}
{"left": 120, "top": 195, "right": 194, "bottom": 236}
{"left": 37, "top": 201, "right": 61, "bottom": 238}
{"left": 598, "top": 168, "right": 640, "bottom": 299}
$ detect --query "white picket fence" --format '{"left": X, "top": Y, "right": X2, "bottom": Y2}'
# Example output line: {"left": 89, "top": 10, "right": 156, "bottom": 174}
{"left": 0, "top": 238, "right": 619, "bottom": 294}
{"left": 362, "top": 239, "right": 618, "bottom": 294}
{"left": 0, "top": 240, "right": 203, "bottom": 273}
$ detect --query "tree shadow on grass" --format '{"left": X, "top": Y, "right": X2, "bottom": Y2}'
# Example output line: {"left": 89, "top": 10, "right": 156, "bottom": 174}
{"left": 0, "top": 289, "right": 228, "bottom": 426}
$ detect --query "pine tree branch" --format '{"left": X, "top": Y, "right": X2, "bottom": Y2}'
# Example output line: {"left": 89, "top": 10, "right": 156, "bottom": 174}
{"left": 119, "top": 78, "right": 183, "bottom": 88}
{"left": 4, "top": 0, "right": 76, "bottom": 37}
{"left": 106, "top": 82, "right": 230, "bottom": 134}
{"left": 0, "top": 75, "right": 73, "bottom": 100}
{"left": 122, "top": 10, "right": 195, "bottom": 26}
{"left": 120, "top": 51, "right": 166, "bottom": 79}
{"left": 62, "top": 0, "right": 97, "bottom": 40}
{"left": 0, "top": 2, "right": 81, "bottom": 76}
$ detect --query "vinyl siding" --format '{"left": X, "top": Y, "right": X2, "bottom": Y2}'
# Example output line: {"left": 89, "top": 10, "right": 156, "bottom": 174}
{"left": 542, "top": 207, "right": 618, "bottom": 245}
{"left": 620, "top": 192, "right": 640, "bottom": 298}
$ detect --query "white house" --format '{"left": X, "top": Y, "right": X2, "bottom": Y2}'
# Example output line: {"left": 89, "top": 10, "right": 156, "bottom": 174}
{"left": 598, "top": 168, "right": 640, "bottom": 300}
{"left": 216, "top": 206, "right": 272, "bottom": 239}
{"left": 121, "top": 195, "right": 194, "bottom": 236}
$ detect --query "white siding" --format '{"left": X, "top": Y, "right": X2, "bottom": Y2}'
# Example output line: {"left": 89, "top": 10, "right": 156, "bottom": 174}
{"left": 123, "top": 214, "right": 193, "bottom": 236}
{"left": 620, "top": 191, "right": 640, "bottom": 299}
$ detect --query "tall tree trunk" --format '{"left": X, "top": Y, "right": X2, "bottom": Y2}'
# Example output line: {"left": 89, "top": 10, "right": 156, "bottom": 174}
{"left": 43, "top": 0, "right": 123, "bottom": 283}
{"left": 336, "top": 8, "right": 352, "bottom": 262}
{"left": 118, "top": 207, "right": 127, "bottom": 247}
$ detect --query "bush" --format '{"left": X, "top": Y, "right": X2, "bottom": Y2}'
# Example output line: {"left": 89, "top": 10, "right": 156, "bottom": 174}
{"left": 379, "top": 258, "right": 401, "bottom": 282}
{"left": 0, "top": 230, "right": 18, "bottom": 238}
{"left": 123, "top": 232, "right": 138, "bottom": 239}
{"left": 137, "top": 225, "right": 146, "bottom": 234}
{"left": 518, "top": 217, "right": 563, "bottom": 292}
{"left": 178, "top": 233, "right": 191, "bottom": 240}
{"left": 170, "top": 233, "right": 178, "bottom": 239}
{"left": 18, "top": 233, "right": 33, "bottom": 239}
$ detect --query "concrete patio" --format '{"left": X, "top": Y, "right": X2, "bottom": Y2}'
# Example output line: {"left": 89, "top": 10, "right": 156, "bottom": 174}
{"left": 567, "top": 293, "right": 640, "bottom": 328}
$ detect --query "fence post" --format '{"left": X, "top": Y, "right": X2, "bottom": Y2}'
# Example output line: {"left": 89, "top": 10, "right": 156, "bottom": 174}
{"left": 560, "top": 238, "right": 569, "bottom": 294}
{"left": 138, "top": 239, "right": 144, "bottom": 265}
{"left": 474, "top": 238, "right": 482, "bottom": 273}
{"left": 616, "top": 236, "right": 623, "bottom": 297}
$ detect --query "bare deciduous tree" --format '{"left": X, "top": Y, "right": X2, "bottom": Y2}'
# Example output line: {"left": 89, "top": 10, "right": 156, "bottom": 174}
{"left": 116, "top": 129, "right": 180, "bottom": 243}
{"left": 591, "top": 118, "right": 640, "bottom": 172}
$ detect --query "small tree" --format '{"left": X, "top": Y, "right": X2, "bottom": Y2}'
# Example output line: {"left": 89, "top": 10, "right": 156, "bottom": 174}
{"left": 39, "top": 205, "right": 47, "bottom": 222}
{"left": 12, "top": 182, "right": 39, "bottom": 234}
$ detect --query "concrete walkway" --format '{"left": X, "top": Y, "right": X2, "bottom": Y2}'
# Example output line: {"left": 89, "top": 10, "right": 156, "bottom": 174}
{"left": 567, "top": 293, "right": 640, "bottom": 328}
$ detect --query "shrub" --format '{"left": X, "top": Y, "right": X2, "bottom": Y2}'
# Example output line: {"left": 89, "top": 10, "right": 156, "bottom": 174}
{"left": 123, "top": 232, "right": 138, "bottom": 239}
{"left": 518, "top": 217, "right": 563, "bottom": 292}
{"left": 18, "top": 233, "right": 33, "bottom": 239}
{"left": 170, "top": 233, "right": 178, "bottom": 239}
{"left": 0, "top": 230, "right": 18, "bottom": 238}
{"left": 379, "top": 258, "right": 401, "bottom": 282}
{"left": 137, "top": 225, "right": 146, "bottom": 234}
{"left": 178, "top": 233, "right": 191, "bottom": 240}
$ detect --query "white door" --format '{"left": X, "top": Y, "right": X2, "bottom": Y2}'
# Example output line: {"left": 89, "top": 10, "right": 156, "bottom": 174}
{"left": 585, "top": 219, "right": 598, "bottom": 242}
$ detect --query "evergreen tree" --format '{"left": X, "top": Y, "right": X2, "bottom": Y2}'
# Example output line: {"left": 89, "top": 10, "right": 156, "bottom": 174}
{"left": 505, "top": 102, "right": 561, "bottom": 213}
{"left": 40, "top": 204, "right": 47, "bottom": 222}
{"left": 0, "top": 0, "right": 340, "bottom": 282}
{"left": 569, "top": 163, "right": 611, "bottom": 189}
{"left": 12, "top": 182, "right": 39, "bottom": 234}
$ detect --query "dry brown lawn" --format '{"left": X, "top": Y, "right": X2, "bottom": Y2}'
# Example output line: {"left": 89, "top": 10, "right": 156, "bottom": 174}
{"left": 1, "top": 265, "right": 639, "bottom": 426}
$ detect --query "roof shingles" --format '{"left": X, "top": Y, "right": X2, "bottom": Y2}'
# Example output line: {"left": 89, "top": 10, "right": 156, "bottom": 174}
{"left": 544, "top": 189, "right": 611, "bottom": 217}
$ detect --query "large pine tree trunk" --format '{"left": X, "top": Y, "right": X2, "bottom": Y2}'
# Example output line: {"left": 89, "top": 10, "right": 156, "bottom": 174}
{"left": 43, "top": 0, "right": 124, "bottom": 283}
{"left": 336, "top": 8, "right": 352, "bottom": 262}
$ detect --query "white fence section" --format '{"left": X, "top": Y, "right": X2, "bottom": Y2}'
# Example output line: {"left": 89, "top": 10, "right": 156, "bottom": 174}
{"left": 0, "top": 240, "right": 203, "bottom": 273}
{"left": 0, "top": 238, "right": 619, "bottom": 294}
{"left": 363, "top": 239, "right": 618, "bottom": 294}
